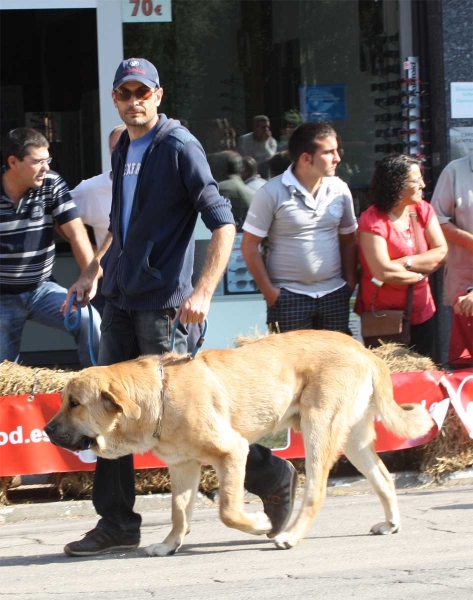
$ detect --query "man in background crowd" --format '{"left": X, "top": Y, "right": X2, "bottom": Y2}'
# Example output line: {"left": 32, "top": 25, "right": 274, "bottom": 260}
{"left": 241, "top": 156, "right": 266, "bottom": 192}
{"left": 208, "top": 150, "right": 254, "bottom": 230}
{"left": 0, "top": 127, "right": 100, "bottom": 367}
{"left": 242, "top": 121, "right": 357, "bottom": 335}
{"left": 69, "top": 125, "right": 126, "bottom": 314}
{"left": 277, "top": 110, "right": 302, "bottom": 151}
{"left": 431, "top": 152, "right": 473, "bottom": 361}
{"left": 237, "top": 115, "right": 277, "bottom": 178}
{"left": 70, "top": 125, "right": 126, "bottom": 251}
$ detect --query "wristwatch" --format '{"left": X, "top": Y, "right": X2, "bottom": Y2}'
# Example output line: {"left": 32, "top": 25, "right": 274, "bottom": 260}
{"left": 404, "top": 256, "right": 412, "bottom": 270}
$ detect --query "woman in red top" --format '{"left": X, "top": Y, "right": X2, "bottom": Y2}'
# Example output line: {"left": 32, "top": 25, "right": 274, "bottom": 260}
{"left": 356, "top": 155, "right": 447, "bottom": 357}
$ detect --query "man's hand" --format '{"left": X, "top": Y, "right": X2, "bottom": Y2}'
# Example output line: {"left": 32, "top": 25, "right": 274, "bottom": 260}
{"left": 454, "top": 290, "right": 473, "bottom": 318}
{"left": 264, "top": 286, "right": 281, "bottom": 307}
{"left": 175, "top": 224, "right": 235, "bottom": 325}
{"left": 61, "top": 260, "right": 100, "bottom": 315}
{"left": 175, "top": 289, "right": 211, "bottom": 325}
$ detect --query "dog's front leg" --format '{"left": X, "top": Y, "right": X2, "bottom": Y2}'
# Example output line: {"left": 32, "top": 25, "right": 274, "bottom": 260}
{"left": 214, "top": 443, "right": 272, "bottom": 536}
{"left": 145, "top": 459, "right": 201, "bottom": 557}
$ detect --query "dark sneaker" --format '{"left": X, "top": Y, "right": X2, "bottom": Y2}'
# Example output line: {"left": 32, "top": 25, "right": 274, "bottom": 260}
{"left": 262, "top": 461, "right": 298, "bottom": 538}
{"left": 64, "top": 527, "right": 140, "bottom": 557}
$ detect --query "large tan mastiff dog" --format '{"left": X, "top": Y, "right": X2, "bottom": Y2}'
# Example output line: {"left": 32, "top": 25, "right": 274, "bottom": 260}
{"left": 45, "top": 330, "right": 433, "bottom": 555}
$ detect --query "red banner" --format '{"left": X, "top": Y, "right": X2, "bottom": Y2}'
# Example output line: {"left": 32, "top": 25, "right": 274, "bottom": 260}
{"left": 0, "top": 369, "right": 470, "bottom": 477}
{"left": 440, "top": 370, "right": 473, "bottom": 438}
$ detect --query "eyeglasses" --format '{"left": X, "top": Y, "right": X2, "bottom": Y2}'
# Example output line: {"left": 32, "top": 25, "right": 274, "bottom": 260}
{"left": 26, "top": 157, "right": 52, "bottom": 166}
{"left": 114, "top": 87, "right": 156, "bottom": 102}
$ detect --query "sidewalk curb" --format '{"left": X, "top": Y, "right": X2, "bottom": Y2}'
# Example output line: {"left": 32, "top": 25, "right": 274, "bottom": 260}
{"left": 1, "top": 469, "right": 473, "bottom": 526}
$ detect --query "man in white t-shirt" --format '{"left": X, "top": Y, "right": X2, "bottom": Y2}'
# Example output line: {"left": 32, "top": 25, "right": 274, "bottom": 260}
{"left": 242, "top": 122, "right": 357, "bottom": 334}
{"left": 69, "top": 125, "right": 125, "bottom": 313}
{"left": 431, "top": 153, "right": 473, "bottom": 308}
{"left": 70, "top": 125, "right": 126, "bottom": 250}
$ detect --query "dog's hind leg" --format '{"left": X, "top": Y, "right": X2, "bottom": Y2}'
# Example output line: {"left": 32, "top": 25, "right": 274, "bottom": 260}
{"left": 145, "top": 459, "right": 201, "bottom": 557}
{"left": 274, "top": 403, "right": 344, "bottom": 550}
{"left": 212, "top": 435, "right": 272, "bottom": 536}
{"left": 343, "top": 418, "right": 401, "bottom": 535}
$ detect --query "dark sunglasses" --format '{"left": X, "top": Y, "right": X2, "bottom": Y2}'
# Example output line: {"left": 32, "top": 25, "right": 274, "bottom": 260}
{"left": 114, "top": 87, "right": 156, "bottom": 102}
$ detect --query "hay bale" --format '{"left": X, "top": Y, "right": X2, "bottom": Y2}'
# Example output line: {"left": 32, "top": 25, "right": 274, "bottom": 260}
{"left": 49, "top": 471, "right": 94, "bottom": 500}
{"left": 418, "top": 406, "right": 473, "bottom": 480}
{"left": 0, "top": 360, "right": 74, "bottom": 395}
{"left": 370, "top": 342, "right": 436, "bottom": 373}
{"left": 0, "top": 477, "right": 13, "bottom": 505}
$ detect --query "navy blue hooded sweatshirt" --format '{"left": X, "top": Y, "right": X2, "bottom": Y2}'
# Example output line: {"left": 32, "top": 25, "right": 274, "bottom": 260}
{"left": 101, "top": 115, "right": 235, "bottom": 310}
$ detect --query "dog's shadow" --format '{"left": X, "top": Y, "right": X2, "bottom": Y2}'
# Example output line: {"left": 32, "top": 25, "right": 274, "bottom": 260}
{"left": 0, "top": 534, "right": 369, "bottom": 566}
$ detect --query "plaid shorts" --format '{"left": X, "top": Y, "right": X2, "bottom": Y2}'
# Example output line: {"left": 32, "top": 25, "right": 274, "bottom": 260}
{"left": 267, "top": 285, "right": 352, "bottom": 335}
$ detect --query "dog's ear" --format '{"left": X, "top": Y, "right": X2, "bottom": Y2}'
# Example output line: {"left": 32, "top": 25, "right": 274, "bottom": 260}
{"left": 101, "top": 390, "right": 141, "bottom": 421}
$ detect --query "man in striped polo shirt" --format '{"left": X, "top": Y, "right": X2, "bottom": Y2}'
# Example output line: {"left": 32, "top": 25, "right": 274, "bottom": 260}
{"left": 0, "top": 128, "right": 100, "bottom": 367}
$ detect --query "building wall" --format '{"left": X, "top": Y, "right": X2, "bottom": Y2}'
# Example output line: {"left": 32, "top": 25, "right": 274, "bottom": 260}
{"left": 426, "top": 0, "right": 473, "bottom": 363}
{"left": 441, "top": 0, "right": 473, "bottom": 154}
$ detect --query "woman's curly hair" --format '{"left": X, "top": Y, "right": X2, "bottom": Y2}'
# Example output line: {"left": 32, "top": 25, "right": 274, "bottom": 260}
{"left": 369, "top": 155, "right": 421, "bottom": 213}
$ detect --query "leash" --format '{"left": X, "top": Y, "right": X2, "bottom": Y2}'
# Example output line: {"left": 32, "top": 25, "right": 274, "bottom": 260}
{"left": 64, "top": 294, "right": 98, "bottom": 366}
{"left": 170, "top": 317, "right": 208, "bottom": 359}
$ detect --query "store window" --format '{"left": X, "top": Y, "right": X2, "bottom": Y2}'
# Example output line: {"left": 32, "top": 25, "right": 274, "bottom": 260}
{"left": 1, "top": 9, "right": 101, "bottom": 189}
{"left": 1, "top": 8, "right": 101, "bottom": 256}
{"left": 123, "top": 0, "right": 402, "bottom": 292}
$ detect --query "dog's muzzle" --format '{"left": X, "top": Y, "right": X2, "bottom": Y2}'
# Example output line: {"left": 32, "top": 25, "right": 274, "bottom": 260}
{"left": 43, "top": 422, "right": 96, "bottom": 452}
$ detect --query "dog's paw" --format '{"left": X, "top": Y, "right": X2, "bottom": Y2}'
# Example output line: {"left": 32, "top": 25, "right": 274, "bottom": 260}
{"left": 250, "top": 512, "right": 272, "bottom": 535}
{"left": 273, "top": 532, "right": 294, "bottom": 550}
{"left": 370, "top": 521, "right": 400, "bottom": 535}
{"left": 144, "top": 542, "right": 180, "bottom": 557}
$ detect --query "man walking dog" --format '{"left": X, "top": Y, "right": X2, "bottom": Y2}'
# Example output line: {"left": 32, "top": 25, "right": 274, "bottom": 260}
{"left": 62, "top": 58, "right": 297, "bottom": 556}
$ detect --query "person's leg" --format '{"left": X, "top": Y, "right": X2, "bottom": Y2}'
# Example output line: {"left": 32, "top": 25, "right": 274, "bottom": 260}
{"left": 27, "top": 280, "right": 101, "bottom": 368}
{"left": 245, "top": 444, "right": 288, "bottom": 495}
{"left": 245, "top": 444, "right": 298, "bottom": 537}
{"left": 254, "top": 289, "right": 308, "bottom": 534}
{"left": 65, "top": 303, "right": 141, "bottom": 556}
{"left": 266, "top": 288, "right": 314, "bottom": 332}
{"left": 94, "top": 303, "right": 141, "bottom": 534}
{"left": 92, "top": 306, "right": 186, "bottom": 537}
{"left": 313, "top": 284, "right": 352, "bottom": 334}
{"left": 410, "top": 317, "right": 436, "bottom": 359}
{"left": 0, "top": 292, "right": 28, "bottom": 362}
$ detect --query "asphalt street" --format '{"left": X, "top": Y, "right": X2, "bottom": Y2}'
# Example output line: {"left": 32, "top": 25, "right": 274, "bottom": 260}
{"left": 1, "top": 483, "right": 472, "bottom": 600}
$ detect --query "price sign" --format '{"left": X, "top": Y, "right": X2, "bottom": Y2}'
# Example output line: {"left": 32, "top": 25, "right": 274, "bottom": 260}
{"left": 122, "top": 0, "right": 172, "bottom": 23}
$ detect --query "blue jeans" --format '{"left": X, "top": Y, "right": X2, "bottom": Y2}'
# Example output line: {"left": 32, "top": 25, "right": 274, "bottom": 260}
{"left": 94, "top": 301, "right": 287, "bottom": 537}
{"left": 0, "top": 280, "right": 101, "bottom": 368}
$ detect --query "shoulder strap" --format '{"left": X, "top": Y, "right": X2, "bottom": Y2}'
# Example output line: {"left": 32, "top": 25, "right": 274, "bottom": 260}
{"left": 409, "top": 211, "right": 421, "bottom": 254}
{"left": 405, "top": 212, "right": 421, "bottom": 320}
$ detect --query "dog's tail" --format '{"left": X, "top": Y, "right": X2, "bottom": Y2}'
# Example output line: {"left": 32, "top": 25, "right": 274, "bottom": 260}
{"left": 371, "top": 354, "right": 434, "bottom": 440}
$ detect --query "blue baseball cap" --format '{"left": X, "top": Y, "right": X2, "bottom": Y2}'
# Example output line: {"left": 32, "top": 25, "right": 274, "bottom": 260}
{"left": 113, "top": 58, "right": 160, "bottom": 90}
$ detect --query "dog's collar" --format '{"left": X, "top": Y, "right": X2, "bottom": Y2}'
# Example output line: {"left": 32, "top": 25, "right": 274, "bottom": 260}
{"left": 153, "top": 359, "right": 165, "bottom": 439}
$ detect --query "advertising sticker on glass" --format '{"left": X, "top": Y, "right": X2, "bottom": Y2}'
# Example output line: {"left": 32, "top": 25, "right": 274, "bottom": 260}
{"left": 299, "top": 84, "right": 347, "bottom": 122}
